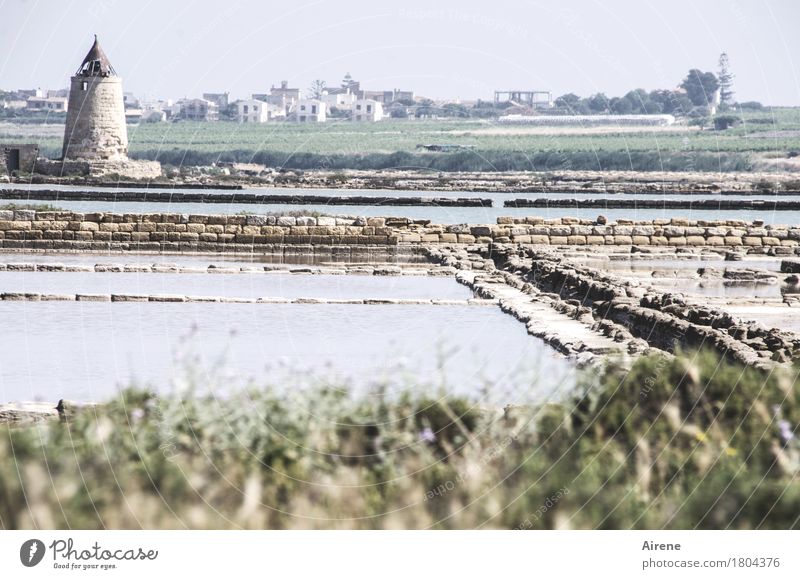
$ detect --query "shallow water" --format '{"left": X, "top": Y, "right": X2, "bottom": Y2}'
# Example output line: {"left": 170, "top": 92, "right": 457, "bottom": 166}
{"left": 0, "top": 271, "right": 471, "bottom": 300}
{"left": 647, "top": 278, "right": 784, "bottom": 299}
{"left": 0, "top": 302, "right": 575, "bottom": 404}
{"left": 4, "top": 184, "right": 800, "bottom": 225}
{"left": 587, "top": 257, "right": 784, "bottom": 273}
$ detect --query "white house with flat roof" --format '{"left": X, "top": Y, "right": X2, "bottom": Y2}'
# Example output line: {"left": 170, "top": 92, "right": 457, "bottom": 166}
{"left": 293, "top": 99, "right": 326, "bottom": 122}
{"left": 234, "top": 99, "right": 284, "bottom": 123}
{"left": 322, "top": 90, "right": 356, "bottom": 111}
{"left": 352, "top": 99, "right": 383, "bottom": 122}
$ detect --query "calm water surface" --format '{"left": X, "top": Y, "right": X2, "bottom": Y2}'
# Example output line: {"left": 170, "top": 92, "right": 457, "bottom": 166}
{"left": 0, "top": 271, "right": 471, "bottom": 300}
{"left": 0, "top": 303, "right": 575, "bottom": 405}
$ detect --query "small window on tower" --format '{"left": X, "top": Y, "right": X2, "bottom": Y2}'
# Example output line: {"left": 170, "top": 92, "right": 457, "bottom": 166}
{"left": 81, "top": 81, "right": 88, "bottom": 91}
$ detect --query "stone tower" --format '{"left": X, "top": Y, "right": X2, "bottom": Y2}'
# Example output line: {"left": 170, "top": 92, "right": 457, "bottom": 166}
{"left": 62, "top": 36, "right": 128, "bottom": 161}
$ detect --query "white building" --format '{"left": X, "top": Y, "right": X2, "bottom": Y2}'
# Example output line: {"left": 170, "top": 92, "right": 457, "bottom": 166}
{"left": 322, "top": 90, "right": 356, "bottom": 111}
{"left": 293, "top": 99, "right": 326, "bottom": 122}
{"left": 141, "top": 109, "right": 167, "bottom": 123}
{"left": 26, "top": 96, "right": 68, "bottom": 112}
{"left": 235, "top": 99, "right": 285, "bottom": 123}
{"left": 175, "top": 98, "right": 219, "bottom": 121}
{"left": 352, "top": 99, "right": 383, "bottom": 122}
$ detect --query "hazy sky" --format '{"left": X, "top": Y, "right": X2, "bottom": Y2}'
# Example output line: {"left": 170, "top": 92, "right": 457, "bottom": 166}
{"left": 1, "top": 0, "right": 799, "bottom": 105}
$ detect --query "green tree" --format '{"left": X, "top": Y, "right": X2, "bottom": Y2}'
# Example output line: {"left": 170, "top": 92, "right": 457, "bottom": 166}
{"left": 555, "top": 93, "right": 581, "bottom": 109}
{"left": 308, "top": 79, "right": 327, "bottom": 100}
{"left": 609, "top": 97, "right": 633, "bottom": 114}
{"left": 717, "top": 52, "right": 735, "bottom": 109}
{"left": 441, "top": 103, "right": 469, "bottom": 118}
{"left": 680, "top": 69, "right": 719, "bottom": 106}
{"left": 587, "top": 93, "right": 609, "bottom": 113}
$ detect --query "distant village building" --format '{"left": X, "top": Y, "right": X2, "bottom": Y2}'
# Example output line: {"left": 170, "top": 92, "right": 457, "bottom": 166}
{"left": 123, "top": 92, "right": 140, "bottom": 109}
{"left": 494, "top": 89, "right": 553, "bottom": 109}
{"left": 202, "top": 92, "right": 230, "bottom": 109}
{"left": 16, "top": 89, "right": 42, "bottom": 99}
{"left": 140, "top": 109, "right": 167, "bottom": 123}
{"left": 340, "top": 72, "right": 360, "bottom": 94}
{"left": 253, "top": 81, "right": 301, "bottom": 114}
{"left": 176, "top": 98, "right": 219, "bottom": 121}
{"left": 25, "top": 96, "right": 68, "bottom": 112}
{"left": 322, "top": 90, "right": 355, "bottom": 110}
{"left": 270, "top": 81, "right": 300, "bottom": 103}
{"left": 357, "top": 89, "right": 414, "bottom": 104}
{"left": 234, "top": 99, "right": 284, "bottom": 123}
{"left": 1, "top": 98, "right": 27, "bottom": 110}
{"left": 352, "top": 99, "right": 383, "bottom": 122}
{"left": 140, "top": 98, "right": 173, "bottom": 121}
{"left": 124, "top": 109, "right": 143, "bottom": 123}
{"left": 293, "top": 99, "right": 326, "bottom": 122}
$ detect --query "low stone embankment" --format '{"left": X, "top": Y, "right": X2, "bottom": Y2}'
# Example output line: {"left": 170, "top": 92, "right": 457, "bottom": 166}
{"left": 423, "top": 245, "right": 638, "bottom": 365}
{"left": 14, "top": 167, "right": 800, "bottom": 194}
{"left": 399, "top": 217, "right": 800, "bottom": 254}
{"left": 422, "top": 242, "right": 800, "bottom": 368}
{"left": 0, "top": 188, "right": 491, "bottom": 207}
{"left": 1, "top": 210, "right": 799, "bottom": 255}
{"left": 0, "top": 292, "right": 491, "bottom": 306}
{"left": 490, "top": 246, "right": 800, "bottom": 368}
{"left": 505, "top": 198, "right": 800, "bottom": 210}
{"left": 0, "top": 210, "right": 404, "bottom": 253}
{"left": 0, "top": 400, "right": 94, "bottom": 425}
{"left": 0, "top": 261, "right": 454, "bottom": 276}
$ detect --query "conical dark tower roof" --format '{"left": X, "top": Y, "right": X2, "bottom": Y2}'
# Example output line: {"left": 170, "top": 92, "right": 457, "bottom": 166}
{"left": 75, "top": 35, "right": 116, "bottom": 77}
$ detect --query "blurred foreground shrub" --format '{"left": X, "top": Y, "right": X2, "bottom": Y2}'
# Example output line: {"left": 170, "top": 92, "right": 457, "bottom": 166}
{"left": 1, "top": 349, "right": 798, "bottom": 529}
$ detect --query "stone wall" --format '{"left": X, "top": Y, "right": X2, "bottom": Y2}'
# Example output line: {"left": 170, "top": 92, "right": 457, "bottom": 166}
{"left": 475, "top": 245, "right": 800, "bottom": 368}
{"left": 34, "top": 158, "right": 162, "bottom": 179}
{"left": 0, "top": 211, "right": 399, "bottom": 253}
{"left": 396, "top": 216, "right": 800, "bottom": 254}
{"left": 1, "top": 211, "right": 800, "bottom": 254}
{"left": 1, "top": 144, "right": 39, "bottom": 174}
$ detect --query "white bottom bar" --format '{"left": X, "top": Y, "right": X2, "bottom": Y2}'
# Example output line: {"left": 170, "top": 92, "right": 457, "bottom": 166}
{"left": 0, "top": 531, "right": 796, "bottom": 578}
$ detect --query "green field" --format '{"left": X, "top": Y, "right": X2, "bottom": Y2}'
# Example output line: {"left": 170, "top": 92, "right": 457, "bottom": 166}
{"left": 3, "top": 109, "right": 800, "bottom": 172}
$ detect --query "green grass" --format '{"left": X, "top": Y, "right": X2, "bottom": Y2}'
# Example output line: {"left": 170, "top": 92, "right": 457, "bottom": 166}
{"left": 128, "top": 109, "right": 800, "bottom": 156}
{"left": 0, "top": 202, "right": 64, "bottom": 212}
{"left": 1, "top": 349, "right": 798, "bottom": 529}
{"left": 3, "top": 108, "right": 800, "bottom": 172}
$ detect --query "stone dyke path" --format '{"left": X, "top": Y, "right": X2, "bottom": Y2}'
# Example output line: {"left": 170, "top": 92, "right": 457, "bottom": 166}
{"left": 422, "top": 246, "right": 636, "bottom": 366}
{"left": 487, "top": 245, "right": 800, "bottom": 369}
{"left": 0, "top": 189, "right": 492, "bottom": 207}
{"left": 0, "top": 292, "right": 495, "bottom": 306}
{"left": 0, "top": 400, "right": 95, "bottom": 425}
{"left": 15, "top": 168, "right": 800, "bottom": 195}
{"left": 419, "top": 242, "right": 800, "bottom": 369}
{"left": 505, "top": 198, "right": 800, "bottom": 211}
{"left": 0, "top": 261, "right": 455, "bottom": 276}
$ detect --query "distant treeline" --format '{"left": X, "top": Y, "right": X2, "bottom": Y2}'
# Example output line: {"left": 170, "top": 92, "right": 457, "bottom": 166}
{"left": 132, "top": 148, "right": 753, "bottom": 173}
